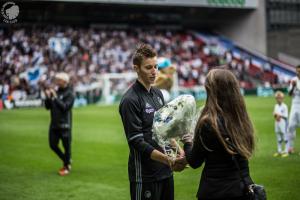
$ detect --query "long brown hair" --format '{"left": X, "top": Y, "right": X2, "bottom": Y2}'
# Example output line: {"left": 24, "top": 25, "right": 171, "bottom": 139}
{"left": 195, "top": 68, "right": 255, "bottom": 159}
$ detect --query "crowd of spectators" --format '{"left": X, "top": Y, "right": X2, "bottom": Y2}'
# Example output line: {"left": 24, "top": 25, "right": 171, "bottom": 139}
{"left": 0, "top": 26, "right": 280, "bottom": 103}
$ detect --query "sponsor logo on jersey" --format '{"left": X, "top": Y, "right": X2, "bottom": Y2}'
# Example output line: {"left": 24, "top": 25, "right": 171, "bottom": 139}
{"left": 145, "top": 102, "right": 155, "bottom": 113}
{"left": 144, "top": 190, "right": 151, "bottom": 199}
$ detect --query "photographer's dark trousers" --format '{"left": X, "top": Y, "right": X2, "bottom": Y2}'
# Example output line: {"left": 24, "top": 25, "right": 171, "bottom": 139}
{"left": 49, "top": 128, "right": 71, "bottom": 167}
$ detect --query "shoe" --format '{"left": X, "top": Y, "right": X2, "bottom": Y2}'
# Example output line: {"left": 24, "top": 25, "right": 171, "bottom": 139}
{"left": 281, "top": 153, "right": 289, "bottom": 158}
{"left": 273, "top": 152, "right": 281, "bottom": 157}
{"left": 58, "top": 167, "right": 70, "bottom": 176}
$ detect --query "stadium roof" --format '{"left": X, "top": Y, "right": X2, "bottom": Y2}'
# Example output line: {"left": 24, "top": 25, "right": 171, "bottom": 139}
{"left": 45, "top": 0, "right": 258, "bottom": 9}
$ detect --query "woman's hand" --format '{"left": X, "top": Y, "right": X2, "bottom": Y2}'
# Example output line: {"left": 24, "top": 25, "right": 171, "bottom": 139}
{"left": 181, "top": 134, "right": 193, "bottom": 143}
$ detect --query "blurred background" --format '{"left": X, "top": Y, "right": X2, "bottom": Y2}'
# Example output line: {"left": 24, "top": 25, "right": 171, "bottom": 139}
{"left": 2, "top": 0, "right": 300, "bottom": 107}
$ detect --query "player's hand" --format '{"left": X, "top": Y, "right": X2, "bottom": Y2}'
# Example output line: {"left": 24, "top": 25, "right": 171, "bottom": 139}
{"left": 172, "top": 157, "right": 187, "bottom": 172}
{"left": 177, "top": 149, "right": 185, "bottom": 158}
{"left": 276, "top": 115, "right": 281, "bottom": 122}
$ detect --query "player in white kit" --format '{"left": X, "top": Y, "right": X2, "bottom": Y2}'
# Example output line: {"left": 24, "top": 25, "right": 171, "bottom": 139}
{"left": 273, "top": 91, "right": 289, "bottom": 157}
{"left": 287, "top": 65, "right": 300, "bottom": 154}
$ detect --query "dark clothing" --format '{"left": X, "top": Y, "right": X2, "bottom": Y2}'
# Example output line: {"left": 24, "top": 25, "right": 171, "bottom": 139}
{"left": 45, "top": 86, "right": 74, "bottom": 130}
{"left": 184, "top": 123, "right": 253, "bottom": 200}
{"left": 119, "top": 80, "right": 172, "bottom": 182}
{"left": 130, "top": 176, "right": 174, "bottom": 200}
{"left": 49, "top": 128, "right": 71, "bottom": 166}
{"left": 45, "top": 86, "right": 74, "bottom": 167}
{"left": 199, "top": 197, "right": 251, "bottom": 200}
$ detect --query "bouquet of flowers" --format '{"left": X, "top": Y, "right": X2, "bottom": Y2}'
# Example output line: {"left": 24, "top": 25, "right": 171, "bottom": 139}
{"left": 152, "top": 94, "right": 198, "bottom": 157}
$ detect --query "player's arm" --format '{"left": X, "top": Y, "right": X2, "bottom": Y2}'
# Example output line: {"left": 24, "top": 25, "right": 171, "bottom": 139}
{"left": 273, "top": 105, "right": 282, "bottom": 121}
{"left": 273, "top": 105, "right": 277, "bottom": 118}
{"left": 150, "top": 149, "right": 174, "bottom": 166}
{"left": 288, "top": 79, "right": 296, "bottom": 96}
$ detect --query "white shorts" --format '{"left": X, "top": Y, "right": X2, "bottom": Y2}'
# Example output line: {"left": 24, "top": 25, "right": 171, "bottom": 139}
{"left": 275, "top": 120, "right": 288, "bottom": 141}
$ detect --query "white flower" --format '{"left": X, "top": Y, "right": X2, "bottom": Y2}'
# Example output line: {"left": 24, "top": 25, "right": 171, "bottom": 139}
{"left": 152, "top": 95, "right": 197, "bottom": 149}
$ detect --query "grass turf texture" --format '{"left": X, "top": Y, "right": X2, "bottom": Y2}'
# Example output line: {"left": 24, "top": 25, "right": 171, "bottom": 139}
{"left": 0, "top": 96, "right": 299, "bottom": 200}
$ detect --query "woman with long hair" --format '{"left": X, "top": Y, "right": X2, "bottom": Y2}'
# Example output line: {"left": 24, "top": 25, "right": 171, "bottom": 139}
{"left": 181, "top": 68, "right": 255, "bottom": 200}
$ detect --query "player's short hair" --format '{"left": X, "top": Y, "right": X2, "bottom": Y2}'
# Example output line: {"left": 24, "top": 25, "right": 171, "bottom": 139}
{"left": 275, "top": 91, "right": 284, "bottom": 98}
{"left": 132, "top": 43, "right": 157, "bottom": 67}
{"left": 296, "top": 65, "right": 300, "bottom": 69}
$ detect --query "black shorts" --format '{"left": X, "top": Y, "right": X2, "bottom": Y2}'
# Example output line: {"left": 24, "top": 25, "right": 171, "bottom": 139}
{"left": 199, "top": 196, "right": 252, "bottom": 200}
{"left": 130, "top": 176, "right": 174, "bottom": 200}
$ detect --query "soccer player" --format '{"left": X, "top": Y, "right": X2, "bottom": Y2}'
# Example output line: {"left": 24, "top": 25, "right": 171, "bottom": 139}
{"left": 44, "top": 72, "right": 74, "bottom": 176}
{"left": 273, "top": 91, "right": 289, "bottom": 157}
{"left": 119, "top": 44, "right": 183, "bottom": 200}
{"left": 287, "top": 65, "right": 300, "bottom": 154}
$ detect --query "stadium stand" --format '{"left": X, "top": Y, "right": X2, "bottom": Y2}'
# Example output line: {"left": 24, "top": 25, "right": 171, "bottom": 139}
{"left": 0, "top": 26, "right": 295, "bottom": 106}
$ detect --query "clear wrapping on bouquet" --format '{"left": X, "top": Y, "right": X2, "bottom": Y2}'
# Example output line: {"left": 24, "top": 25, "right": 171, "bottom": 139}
{"left": 152, "top": 94, "right": 198, "bottom": 153}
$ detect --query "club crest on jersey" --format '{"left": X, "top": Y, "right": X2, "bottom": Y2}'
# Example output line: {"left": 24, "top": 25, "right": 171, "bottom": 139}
{"left": 144, "top": 190, "right": 151, "bottom": 199}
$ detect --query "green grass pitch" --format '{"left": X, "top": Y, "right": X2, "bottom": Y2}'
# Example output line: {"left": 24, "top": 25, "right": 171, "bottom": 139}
{"left": 0, "top": 96, "right": 299, "bottom": 200}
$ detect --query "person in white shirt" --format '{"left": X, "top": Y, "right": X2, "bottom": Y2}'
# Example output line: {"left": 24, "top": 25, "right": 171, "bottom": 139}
{"left": 287, "top": 65, "right": 300, "bottom": 154}
{"left": 273, "top": 91, "right": 289, "bottom": 157}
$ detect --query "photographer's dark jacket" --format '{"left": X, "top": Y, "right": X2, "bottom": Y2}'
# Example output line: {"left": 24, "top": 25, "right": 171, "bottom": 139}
{"left": 45, "top": 86, "right": 74, "bottom": 130}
